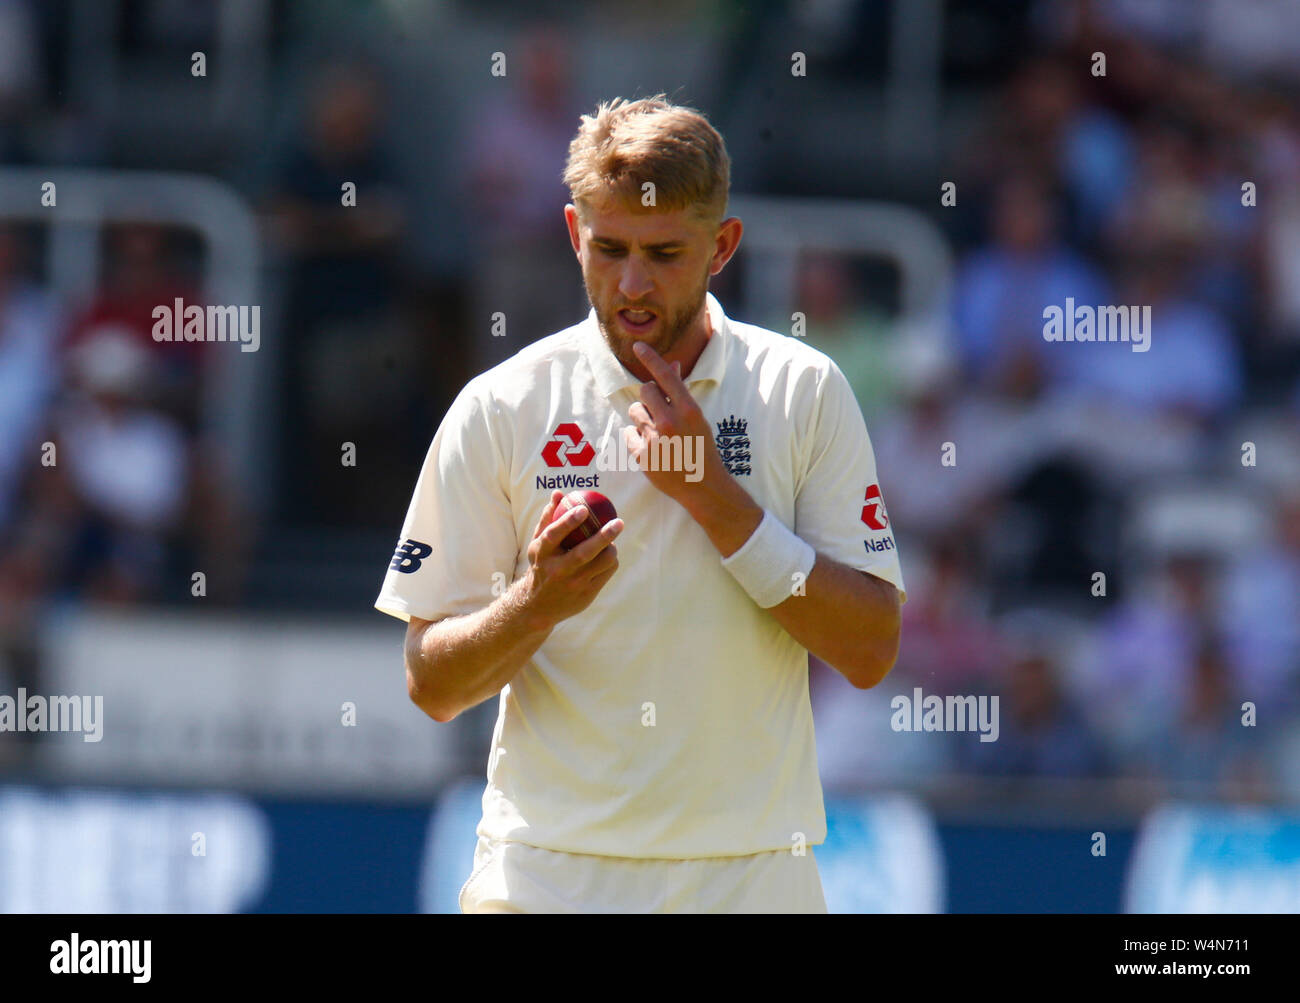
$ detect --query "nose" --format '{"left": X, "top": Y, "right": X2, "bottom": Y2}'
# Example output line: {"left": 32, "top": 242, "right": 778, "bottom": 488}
{"left": 617, "top": 255, "right": 654, "bottom": 302}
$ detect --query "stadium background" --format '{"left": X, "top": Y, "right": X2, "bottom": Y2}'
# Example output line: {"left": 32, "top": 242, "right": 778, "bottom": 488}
{"left": 1, "top": 0, "right": 1299, "bottom": 912}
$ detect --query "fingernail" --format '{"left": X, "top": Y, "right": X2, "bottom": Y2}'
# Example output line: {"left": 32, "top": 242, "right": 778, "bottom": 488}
{"left": 633, "top": 341, "right": 648, "bottom": 356}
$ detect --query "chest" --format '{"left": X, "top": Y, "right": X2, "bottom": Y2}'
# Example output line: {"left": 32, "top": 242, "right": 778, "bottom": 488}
{"left": 506, "top": 378, "right": 802, "bottom": 568}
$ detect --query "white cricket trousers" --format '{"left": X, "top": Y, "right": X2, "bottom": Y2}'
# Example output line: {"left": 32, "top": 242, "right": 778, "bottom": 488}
{"left": 459, "top": 835, "right": 828, "bottom": 914}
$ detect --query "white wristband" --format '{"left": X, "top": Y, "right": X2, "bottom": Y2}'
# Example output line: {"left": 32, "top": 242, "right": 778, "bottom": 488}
{"left": 720, "top": 510, "right": 816, "bottom": 608}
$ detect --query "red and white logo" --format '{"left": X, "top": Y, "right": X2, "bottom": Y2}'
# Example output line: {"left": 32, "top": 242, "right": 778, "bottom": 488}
{"left": 861, "top": 483, "right": 889, "bottom": 530}
{"left": 542, "top": 422, "right": 595, "bottom": 468}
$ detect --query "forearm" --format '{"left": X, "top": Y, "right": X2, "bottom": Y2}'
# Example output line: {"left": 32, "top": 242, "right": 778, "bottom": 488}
{"left": 404, "top": 491, "right": 624, "bottom": 722}
{"left": 766, "top": 558, "right": 901, "bottom": 688}
{"left": 685, "top": 480, "right": 900, "bottom": 687}
{"left": 406, "top": 578, "right": 554, "bottom": 722}
{"left": 681, "top": 472, "right": 764, "bottom": 558}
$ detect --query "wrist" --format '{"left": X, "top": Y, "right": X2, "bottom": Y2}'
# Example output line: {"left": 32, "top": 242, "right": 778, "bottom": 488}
{"left": 719, "top": 509, "right": 817, "bottom": 609}
{"left": 683, "top": 476, "right": 763, "bottom": 558}
{"left": 512, "top": 574, "right": 559, "bottom": 635}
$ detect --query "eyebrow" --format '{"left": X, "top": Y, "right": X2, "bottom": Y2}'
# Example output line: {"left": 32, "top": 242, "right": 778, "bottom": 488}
{"left": 590, "top": 235, "right": 687, "bottom": 251}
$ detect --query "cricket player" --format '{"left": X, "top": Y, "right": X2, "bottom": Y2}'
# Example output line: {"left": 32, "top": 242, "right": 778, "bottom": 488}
{"left": 376, "top": 95, "right": 906, "bottom": 913}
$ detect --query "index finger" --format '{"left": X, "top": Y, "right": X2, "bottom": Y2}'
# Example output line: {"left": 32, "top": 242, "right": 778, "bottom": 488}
{"left": 632, "top": 341, "right": 687, "bottom": 401}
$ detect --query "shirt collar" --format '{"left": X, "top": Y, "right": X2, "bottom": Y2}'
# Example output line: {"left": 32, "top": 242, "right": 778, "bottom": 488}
{"left": 579, "top": 292, "right": 731, "bottom": 399}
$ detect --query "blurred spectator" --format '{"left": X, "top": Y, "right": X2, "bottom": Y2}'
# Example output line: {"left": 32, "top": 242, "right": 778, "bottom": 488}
{"left": 1106, "top": 121, "right": 1216, "bottom": 263}
{"left": 66, "top": 223, "right": 204, "bottom": 428}
{"left": 1072, "top": 552, "right": 1225, "bottom": 770}
{"left": 264, "top": 60, "right": 420, "bottom": 525}
{"left": 1062, "top": 252, "right": 1241, "bottom": 421}
{"left": 1153, "top": 638, "right": 1270, "bottom": 793}
{"left": 463, "top": 25, "right": 583, "bottom": 369}
{"left": 0, "top": 222, "right": 56, "bottom": 766}
{"left": 24, "top": 327, "right": 188, "bottom": 603}
{"left": 870, "top": 344, "right": 1038, "bottom": 540}
{"left": 1256, "top": 100, "right": 1300, "bottom": 396}
{"left": 952, "top": 172, "right": 1109, "bottom": 397}
{"left": 968, "top": 641, "right": 1106, "bottom": 779}
{"left": 961, "top": 58, "right": 1135, "bottom": 248}
{"left": 265, "top": 62, "right": 404, "bottom": 299}
{"left": 1220, "top": 483, "right": 1300, "bottom": 712}
{"left": 1199, "top": 0, "right": 1300, "bottom": 84}
{"left": 0, "top": 0, "right": 41, "bottom": 162}
{"left": 785, "top": 252, "right": 898, "bottom": 421}
{"left": 895, "top": 535, "right": 1009, "bottom": 697}
{"left": 0, "top": 225, "right": 58, "bottom": 534}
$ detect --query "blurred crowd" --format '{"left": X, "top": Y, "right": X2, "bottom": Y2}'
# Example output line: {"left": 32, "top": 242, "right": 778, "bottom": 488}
{"left": 810, "top": 4, "right": 1300, "bottom": 801}
{"left": 0, "top": 1, "right": 1298, "bottom": 799}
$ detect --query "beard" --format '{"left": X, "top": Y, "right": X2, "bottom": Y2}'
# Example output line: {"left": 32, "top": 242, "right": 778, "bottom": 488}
{"left": 588, "top": 268, "right": 710, "bottom": 370}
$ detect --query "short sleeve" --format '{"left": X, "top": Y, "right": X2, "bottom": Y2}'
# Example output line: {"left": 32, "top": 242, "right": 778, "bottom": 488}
{"left": 793, "top": 360, "right": 907, "bottom": 604}
{"left": 374, "top": 385, "right": 519, "bottom": 623}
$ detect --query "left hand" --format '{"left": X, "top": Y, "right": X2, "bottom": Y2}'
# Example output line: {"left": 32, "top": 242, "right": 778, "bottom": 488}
{"left": 625, "top": 341, "right": 729, "bottom": 509}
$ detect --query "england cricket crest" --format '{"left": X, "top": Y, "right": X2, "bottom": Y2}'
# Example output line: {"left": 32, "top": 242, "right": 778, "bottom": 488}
{"left": 715, "top": 414, "right": 751, "bottom": 476}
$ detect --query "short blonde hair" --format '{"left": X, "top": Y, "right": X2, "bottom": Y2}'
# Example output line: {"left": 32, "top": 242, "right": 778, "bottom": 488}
{"left": 563, "top": 95, "right": 730, "bottom": 224}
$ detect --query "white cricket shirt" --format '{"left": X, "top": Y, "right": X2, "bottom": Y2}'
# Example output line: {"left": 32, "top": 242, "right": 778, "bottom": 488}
{"left": 376, "top": 292, "right": 906, "bottom": 859}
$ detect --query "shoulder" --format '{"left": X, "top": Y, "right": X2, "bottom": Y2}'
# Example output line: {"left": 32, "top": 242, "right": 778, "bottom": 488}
{"left": 725, "top": 314, "right": 843, "bottom": 393}
{"left": 456, "top": 321, "right": 586, "bottom": 411}
{"left": 440, "top": 322, "right": 588, "bottom": 449}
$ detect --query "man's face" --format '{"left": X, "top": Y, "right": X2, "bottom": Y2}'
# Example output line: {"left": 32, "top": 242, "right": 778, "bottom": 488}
{"left": 565, "top": 200, "right": 724, "bottom": 368}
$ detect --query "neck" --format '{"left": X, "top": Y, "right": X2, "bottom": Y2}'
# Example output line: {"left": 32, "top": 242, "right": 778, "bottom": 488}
{"left": 621, "top": 301, "right": 713, "bottom": 383}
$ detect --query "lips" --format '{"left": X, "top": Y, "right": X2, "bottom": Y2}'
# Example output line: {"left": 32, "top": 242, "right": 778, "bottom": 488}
{"left": 617, "top": 308, "right": 657, "bottom": 332}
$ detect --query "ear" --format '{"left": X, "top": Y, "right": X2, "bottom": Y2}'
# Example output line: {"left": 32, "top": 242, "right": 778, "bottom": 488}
{"left": 709, "top": 216, "right": 743, "bottom": 277}
{"left": 564, "top": 204, "right": 582, "bottom": 257}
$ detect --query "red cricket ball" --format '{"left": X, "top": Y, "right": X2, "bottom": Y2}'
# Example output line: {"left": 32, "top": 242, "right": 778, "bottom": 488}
{"left": 550, "top": 490, "right": 618, "bottom": 551}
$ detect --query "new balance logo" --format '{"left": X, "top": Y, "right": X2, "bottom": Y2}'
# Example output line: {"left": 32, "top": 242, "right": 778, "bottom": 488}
{"left": 542, "top": 423, "right": 595, "bottom": 467}
{"left": 390, "top": 539, "right": 432, "bottom": 574}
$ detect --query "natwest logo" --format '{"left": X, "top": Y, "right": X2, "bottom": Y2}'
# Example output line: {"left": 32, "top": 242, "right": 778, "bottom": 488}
{"left": 542, "top": 422, "right": 595, "bottom": 467}
{"left": 861, "top": 483, "right": 889, "bottom": 530}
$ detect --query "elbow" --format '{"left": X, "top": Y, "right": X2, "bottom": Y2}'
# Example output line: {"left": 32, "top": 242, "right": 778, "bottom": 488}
{"left": 837, "top": 577, "right": 903, "bottom": 688}
{"left": 404, "top": 618, "right": 460, "bottom": 722}
{"left": 406, "top": 664, "right": 458, "bottom": 723}
{"left": 847, "top": 651, "right": 897, "bottom": 689}
{"left": 846, "top": 622, "right": 901, "bottom": 690}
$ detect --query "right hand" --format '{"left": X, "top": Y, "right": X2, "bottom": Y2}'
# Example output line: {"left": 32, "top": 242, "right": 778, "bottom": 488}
{"left": 521, "top": 490, "right": 623, "bottom": 628}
